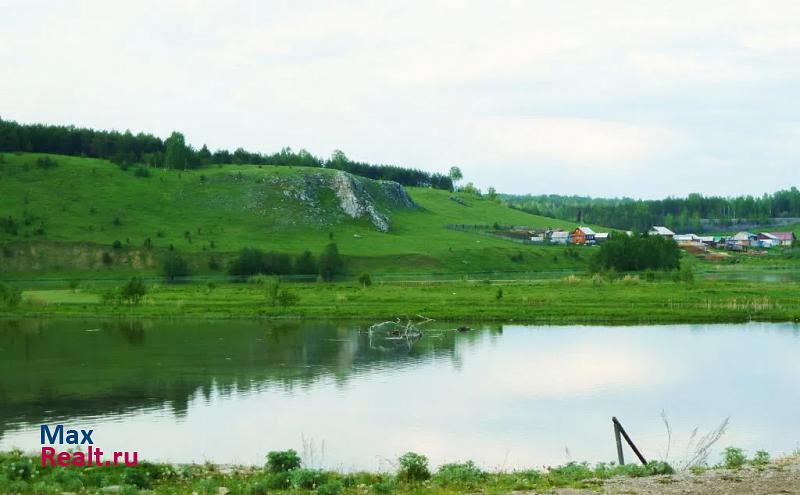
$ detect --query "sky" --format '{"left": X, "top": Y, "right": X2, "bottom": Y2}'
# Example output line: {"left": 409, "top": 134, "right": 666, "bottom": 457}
{"left": 1, "top": 0, "right": 799, "bottom": 198}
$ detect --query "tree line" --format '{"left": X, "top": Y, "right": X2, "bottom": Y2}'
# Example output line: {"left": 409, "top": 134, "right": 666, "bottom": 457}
{"left": 590, "top": 233, "right": 681, "bottom": 272}
{"left": 503, "top": 189, "right": 800, "bottom": 233}
{"left": 0, "top": 118, "right": 453, "bottom": 190}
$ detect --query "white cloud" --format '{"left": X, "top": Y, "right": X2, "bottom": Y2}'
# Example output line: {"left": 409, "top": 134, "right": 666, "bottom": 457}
{"left": 1, "top": 0, "right": 799, "bottom": 197}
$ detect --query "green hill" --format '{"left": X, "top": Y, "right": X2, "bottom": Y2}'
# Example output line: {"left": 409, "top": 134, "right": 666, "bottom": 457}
{"left": 0, "top": 153, "right": 591, "bottom": 277}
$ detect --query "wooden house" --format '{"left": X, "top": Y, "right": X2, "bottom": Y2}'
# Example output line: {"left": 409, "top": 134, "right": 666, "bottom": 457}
{"left": 571, "top": 226, "right": 596, "bottom": 245}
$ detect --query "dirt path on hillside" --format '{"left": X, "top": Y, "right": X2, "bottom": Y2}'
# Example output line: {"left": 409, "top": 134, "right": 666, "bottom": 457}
{"left": 546, "top": 457, "right": 800, "bottom": 495}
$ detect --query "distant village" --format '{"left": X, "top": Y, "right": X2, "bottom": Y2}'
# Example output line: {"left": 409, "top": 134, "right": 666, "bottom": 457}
{"left": 502, "top": 226, "right": 796, "bottom": 251}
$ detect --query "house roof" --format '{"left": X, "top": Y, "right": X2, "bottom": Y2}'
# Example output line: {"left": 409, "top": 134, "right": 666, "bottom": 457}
{"left": 595, "top": 232, "right": 609, "bottom": 239}
{"left": 770, "top": 232, "right": 797, "bottom": 241}
{"left": 551, "top": 231, "right": 569, "bottom": 238}
{"left": 733, "top": 231, "right": 755, "bottom": 240}
{"left": 649, "top": 226, "right": 675, "bottom": 235}
{"left": 575, "top": 226, "right": 596, "bottom": 235}
{"left": 674, "top": 234, "right": 699, "bottom": 241}
{"left": 758, "top": 232, "right": 779, "bottom": 240}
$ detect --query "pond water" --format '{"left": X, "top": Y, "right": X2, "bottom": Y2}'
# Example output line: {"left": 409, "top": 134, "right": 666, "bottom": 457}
{"left": 1, "top": 319, "right": 799, "bottom": 471}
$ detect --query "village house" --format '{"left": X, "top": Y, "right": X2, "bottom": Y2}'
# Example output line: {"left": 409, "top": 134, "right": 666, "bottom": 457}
{"left": 550, "top": 230, "right": 570, "bottom": 244}
{"left": 594, "top": 232, "right": 610, "bottom": 243}
{"left": 770, "top": 231, "right": 796, "bottom": 247}
{"left": 732, "top": 231, "right": 757, "bottom": 247}
{"left": 571, "top": 226, "right": 596, "bottom": 245}
{"left": 648, "top": 226, "right": 675, "bottom": 239}
{"left": 757, "top": 232, "right": 780, "bottom": 248}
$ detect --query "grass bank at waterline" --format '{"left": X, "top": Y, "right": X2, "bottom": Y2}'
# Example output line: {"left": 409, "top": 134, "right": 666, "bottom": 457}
{"left": 1, "top": 448, "right": 796, "bottom": 495}
{"left": 4, "top": 278, "right": 800, "bottom": 323}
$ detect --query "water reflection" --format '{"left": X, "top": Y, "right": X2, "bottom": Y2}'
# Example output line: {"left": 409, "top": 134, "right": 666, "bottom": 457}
{"left": 1, "top": 319, "right": 798, "bottom": 470}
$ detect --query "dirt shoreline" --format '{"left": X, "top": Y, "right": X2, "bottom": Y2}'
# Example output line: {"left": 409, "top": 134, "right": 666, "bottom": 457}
{"left": 547, "top": 456, "right": 800, "bottom": 495}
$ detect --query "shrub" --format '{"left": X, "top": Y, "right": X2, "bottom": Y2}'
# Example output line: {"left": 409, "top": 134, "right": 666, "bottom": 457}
{"left": 276, "top": 288, "right": 299, "bottom": 307}
{"left": 121, "top": 277, "right": 146, "bottom": 305}
{"left": 644, "top": 269, "right": 656, "bottom": 282}
{"left": 265, "top": 449, "right": 301, "bottom": 473}
{"left": 317, "top": 479, "right": 344, "bottom": 495}
{"left": 101, "top": 252, "right": 113, "bottom": 265}
{"left": 133, "top": 167, "right": 150, "bottom": 178}
{"left": 163, "top": 252, "right": 190, "bottom": 282}
{"left": 123, "top": 467, "right": 151, "bottom": 489}
{"left": 751, "top": 450, "right": 770, "bottom": 467}
{"left": 495, "top": 287, "right": 503, "bottom": 300}
{"left": 434, "top": 461, "right": 486, "bottom": 487}
{"left": 294, "top": 251, "right": 317, "bottom": 275}
{"left": 722, "top": 447, "right": 746, "bottom": 469}
{"left": 229, "top": 248, "right": 292, "bottom": 276}
{"left": 208, "top": 255, "right": 221, "bottom": 270}
{"left": 289, "top": 468, "right": 328, "bottom": 489}
{"left": 247, "top": 479, "right": 271, "bottom": 495}
{"left": 0, "top": 282, "right": 22, "bottom": 308}
{"left": 112, "top": 240, "right": 123, "bottom": 250}
{"left": 261, "top": 276, "right": 281, "bottom": 306}
{"left": 358, "top": 273, "right": 372, "bottom": 287}
{"left": 35, "top": 156, "right": 58, "bottom": 169}
{"left": 113, "top": 216, "right": 122, "bottom": 226}
{"left": 680, "top": 264, "right": 695, "bottom": 283}
{"left": 397, "top": 452, "right": 430, "bottom": 482}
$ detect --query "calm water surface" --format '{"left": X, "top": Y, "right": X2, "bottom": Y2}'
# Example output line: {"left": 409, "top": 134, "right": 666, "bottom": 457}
{"left": 1, "top": 319, "right": 798, "bottom": 470}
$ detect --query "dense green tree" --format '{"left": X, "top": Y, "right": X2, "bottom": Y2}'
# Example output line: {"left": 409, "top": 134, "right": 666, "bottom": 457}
{"left": 164, "top": 132, "right": 189, "bottom": 169}
{"left": 590, "top": 233, "right": 680, "bottom": 272}
{"left": 318, "top": 243, "right": 344, "bottom": 281}
{"left": 163, "top": 252, "right": 190, "bottom": 282}
{"left": 294, "top": 250, "right": 317, "bottom": 274}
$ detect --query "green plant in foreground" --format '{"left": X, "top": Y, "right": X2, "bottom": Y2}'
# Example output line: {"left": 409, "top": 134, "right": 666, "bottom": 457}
{"left": 265, "top": 449, "right": 301, "bottom": 473}
{"left": 722, "top": 447, "right": 747, "bottom": 469}
{"left": 434, "top": 460, "right": 487, "bottom": 487}
{"left": 397, "top": 452, "right": 431, "bottom": 482}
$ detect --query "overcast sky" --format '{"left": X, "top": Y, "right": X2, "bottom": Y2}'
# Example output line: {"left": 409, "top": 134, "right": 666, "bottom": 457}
{"left": 2, "top": 1, "right": 799, "bottom": 198}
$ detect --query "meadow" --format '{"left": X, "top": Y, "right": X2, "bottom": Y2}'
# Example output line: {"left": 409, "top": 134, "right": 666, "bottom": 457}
{"left": 5, "top": 276, "right": 799, "bottom": 324}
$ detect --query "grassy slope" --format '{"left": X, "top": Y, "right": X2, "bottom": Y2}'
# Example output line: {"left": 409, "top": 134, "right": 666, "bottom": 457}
{"left": 0, "top": 153, "right": 592, "bottom": 276}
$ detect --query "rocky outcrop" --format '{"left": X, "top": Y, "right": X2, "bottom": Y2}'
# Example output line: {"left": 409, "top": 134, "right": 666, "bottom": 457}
{"left": 255, "top": 169, "right": 416, "bottom": 232}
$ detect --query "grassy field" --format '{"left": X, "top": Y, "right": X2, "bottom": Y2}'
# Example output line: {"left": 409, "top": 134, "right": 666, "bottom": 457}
{"left": 0, "top": 152, "right": 593, "bottom": 276}
{"left": 5, "top": 276, "right": 799, "bottom": 323}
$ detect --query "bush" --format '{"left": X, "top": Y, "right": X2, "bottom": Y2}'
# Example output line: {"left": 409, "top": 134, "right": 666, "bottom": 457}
{"left": 751, "top": 450, "right": 770, "bottom": 467}
{"left": 397, "top": 452, "right": 430, "bottom": 482}
{"left": 289, "top": 468, "right": 328, "bottom": 489}
{"left": 123, "top": 468, "right": 151, "bottom": 489}
{"left": 722, "top": 447, "right": 747, "bottom": 469}
{"left": 358, "top": 273, "right": 372, "bottom": 287}
{"left": 495, "top": 287, "right": 503, "bottom": 300}
{"left": 276, "top": 288, "right": 299, "bottom": 307}
{"left": 101, "top": 252, "right": 113, "bottom": 265}
{"left": 112, "top": 240, "right": 123, "bottom": 250}
{"left": 207, "top": 255, "right": 221, "bottom": 271}
{"left": 434, "top": 461, "right": 486, "bottom": 487}
{"left": 121, "top": 277, "right": 146, "bottom": 305}
{"left": 229, "top": 248, "right": 292, "bottom": 276}
{"left": 266, "top": 449, "right": 301, "bottom": 473}
{"left": 247, "top": 479, "right": 271, "bottom": 494}
{"left": 0, "top": 282, "right": 22, "bottom": 308}
{"left": 35, "top": 156, "right": 58, "bottom": 169}
{"left": 680, "top": 264, "right": 695, "bottom": 283}
{"left": 133, "top": 167, "right": 150, "bottom": 178}
{"left": 317, "top": 479, "right": 344, "bottom": 495}
{"left": 163, "top": 252, "right": 190, "bottom": 282}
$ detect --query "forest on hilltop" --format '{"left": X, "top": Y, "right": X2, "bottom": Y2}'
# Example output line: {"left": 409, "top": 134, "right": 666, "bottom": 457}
{"left": 0, "top": 118, "right": 453, "bottom": 190}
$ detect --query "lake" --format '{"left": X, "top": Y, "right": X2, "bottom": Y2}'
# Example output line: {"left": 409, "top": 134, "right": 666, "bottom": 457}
{"left": 1, "top": 319, "right": 798, "bottom": 471}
